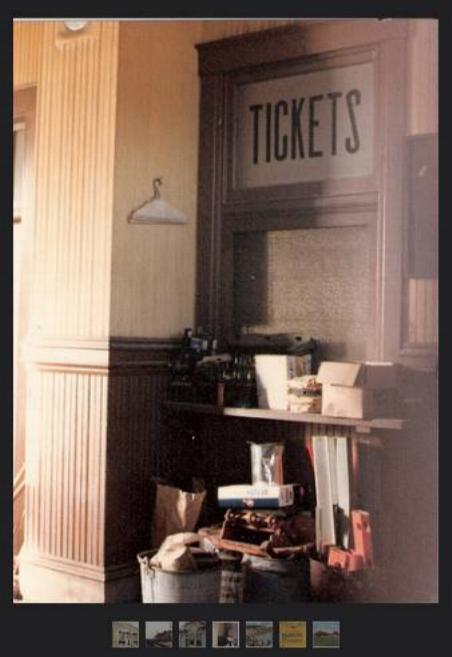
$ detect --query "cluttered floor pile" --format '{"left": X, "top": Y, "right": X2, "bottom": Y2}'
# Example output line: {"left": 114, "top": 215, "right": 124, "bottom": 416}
{"left": 138, "top": 440, "right": 375, "bottom": 604}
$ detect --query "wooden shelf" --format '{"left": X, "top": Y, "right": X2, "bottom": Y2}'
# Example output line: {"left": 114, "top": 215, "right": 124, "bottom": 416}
{"left": 163, "top": 401, "right": 405, "bottom": 432}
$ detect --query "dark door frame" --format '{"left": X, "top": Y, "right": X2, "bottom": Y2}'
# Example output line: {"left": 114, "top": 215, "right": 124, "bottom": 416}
{"left": 195, "top": 21, "right": 409, "bottom": 363}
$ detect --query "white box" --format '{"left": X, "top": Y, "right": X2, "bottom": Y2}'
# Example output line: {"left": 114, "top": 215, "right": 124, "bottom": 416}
{"left": 317, "top": 361, "right": 397, "bottom": 419}
{"left": 254, "top": 355, "right": 303, "bottom": 410}
{"left": 217, "top": 483, "right": 295, "bottom": 508}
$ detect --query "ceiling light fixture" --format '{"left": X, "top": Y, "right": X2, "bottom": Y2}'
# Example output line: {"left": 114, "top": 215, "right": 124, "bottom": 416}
{"left": 64, "top": 20, "right": 89, "bottom": 33}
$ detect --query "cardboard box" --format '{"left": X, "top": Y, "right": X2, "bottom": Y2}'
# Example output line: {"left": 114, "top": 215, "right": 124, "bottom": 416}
{"left": 255, "top": 355, "right": 304, "bottom": 410}
{"left": 351, "top": 509, "right": 374, "bottom": 567}
{"left": 317, "top": 361, "right": 397, "bottom": 419}
{"left": 327, "top": 546, "right": 365, "bottom": 572}
{"left": 217, "top": 483, "right": 295, "bottom": 508}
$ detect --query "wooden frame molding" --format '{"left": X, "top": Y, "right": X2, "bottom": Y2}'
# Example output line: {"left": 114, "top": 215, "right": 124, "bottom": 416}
{"left": 20, "top": 551, "right": 140, "bottom": 603}
{"left": 222, "top": 45, "right": 378, "bottom": 208}
{"left": 22, "top": 336, "right": 180, "bottom": 371}
{"left": 21, "top": 550, "right": 138, "bottom": 581}
{"left": 195, "top": 21, "right": 409, "bottom": 362}
{"left": 196, "top": 21, "right": 408, "bottom": 75}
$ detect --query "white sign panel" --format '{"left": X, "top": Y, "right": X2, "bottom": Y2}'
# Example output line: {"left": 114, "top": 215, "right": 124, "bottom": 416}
{"left": 234, "top": 62, "right": 374, "bottom": 188}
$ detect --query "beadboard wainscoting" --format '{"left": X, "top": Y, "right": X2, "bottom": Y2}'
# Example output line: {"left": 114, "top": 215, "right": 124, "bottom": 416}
{"left": 20, "top": 338, "right": 175, "bottom": 602}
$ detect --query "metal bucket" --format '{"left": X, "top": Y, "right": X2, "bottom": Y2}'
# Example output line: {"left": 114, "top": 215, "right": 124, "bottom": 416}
{"left": 219, "top": 550, "right": 243, "bottom": 604}
{"left": 137, "top": 550, "right": 221, "bottom": 603}
{"left": 242, "top": 554, "right": 309, "bottom": 602}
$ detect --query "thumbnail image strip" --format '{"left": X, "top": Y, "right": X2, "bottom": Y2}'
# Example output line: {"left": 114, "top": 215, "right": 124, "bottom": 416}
{"left": 212, "top": 621, "right": 240, "bottom": 648}
{"left": 145, "top": 621, "right": 173, "bottom": 648}
{"left": 112, "top": 621, "right": 139, "bottom": 649}
{"left": 179, "top": 621, "right": 207, "bottom": 648}
{"left": 279, "top": 621, "right": 307, "bottom": 648}
{"left": 245, "top": 621, "right": 273, "bottom": 648}
{"left": 312, "top": 621, "right": 340, "bottom": 648}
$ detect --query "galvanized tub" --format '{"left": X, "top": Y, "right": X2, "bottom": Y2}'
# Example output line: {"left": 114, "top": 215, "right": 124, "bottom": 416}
{"left": 219, "top": 550, "right": 243, "bottom": 604}
{"left": 137, "top": 550, "right": 221, "bottom": 603}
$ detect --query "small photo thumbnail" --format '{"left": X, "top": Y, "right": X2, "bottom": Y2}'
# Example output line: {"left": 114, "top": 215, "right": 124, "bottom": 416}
{"left": 279, "top": 621, "right": 307, "bottom": 648}
{"left": 145, "top": 621, "right": 173, "bottom": 648}
{"left": 212, "top": 621, "right": 240, "bottom": 648}
{"left": 312, "top": 621, "right": 340, "bottom": 648}
{"left": 112, "top": 621, "right": 139, "bottom": 649}
{"left": 179, "top": 620, "right": 207, "bottom": 648}
{"left": 245, "top": 621, "right": 273, "bottom": 648}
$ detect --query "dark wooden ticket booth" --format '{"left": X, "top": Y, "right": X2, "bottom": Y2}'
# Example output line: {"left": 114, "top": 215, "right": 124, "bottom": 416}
{"left": 160, "top": 21, "right": 438, "bottom": 603}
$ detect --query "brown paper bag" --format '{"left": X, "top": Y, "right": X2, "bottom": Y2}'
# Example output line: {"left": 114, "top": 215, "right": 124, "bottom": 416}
{"left": 151, "top": 483, "right": 206, "bottom": 548}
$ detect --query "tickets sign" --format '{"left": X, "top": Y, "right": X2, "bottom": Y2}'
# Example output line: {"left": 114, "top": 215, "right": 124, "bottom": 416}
{"left": 234, "top": 62, "right": 374, "bottom": 188}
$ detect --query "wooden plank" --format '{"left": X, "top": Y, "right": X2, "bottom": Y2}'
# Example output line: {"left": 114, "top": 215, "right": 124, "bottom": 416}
{"left": 336, "top": 437, "right": 351, "bottom": 548}
{"left": 312, "top": 436, "right": 336, "bottom": 552}
{"left": 164, "top": 401, "right": 405, "bottom": 431}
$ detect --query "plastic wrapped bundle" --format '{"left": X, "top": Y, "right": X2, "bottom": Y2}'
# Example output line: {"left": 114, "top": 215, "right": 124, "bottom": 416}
{"left": 287, "top": 375, "right": 322, "bottom": 413}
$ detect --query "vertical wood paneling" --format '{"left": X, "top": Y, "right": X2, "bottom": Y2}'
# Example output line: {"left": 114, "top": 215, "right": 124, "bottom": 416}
{"left": 24, "top": 362, "right": 167, "bottom": 571}
{"left": 13, "top": 22, "right": 44, "bottom": 87}
{"left": 24, "top": 364, "right": 39, "bottom": 550}
{"left": 27, "top": 21, "right": 119, "bottom": 340}
{"left": 24, "top": 368, "right": 108, "bottom": 567}
{"left": 86, "top": 374, "right": 97, "bottom": 564}
{"left": 52, "top": 370, "right": 63, "bottom": 557}
{"left": 111, "top": 22, "right": 199, "bottom": 337}
{"left": 43, "top": 371, "right": 53, "bottom": 554}
{"left": 78, "top": 374, "right": 89, "bottom": 563}
{"left": 407, "top": 20, "right": 438, "bottom": 135}
{"left": 111, "top": 20, "right": 297, "bottom": 339}
{"left": 404, "top": 20, "right": 438, "bottom": 351}
{"left": 105, "top": 369, "right": 169, "bottom": 566}
{"left": 407, "top": 278, "right": 437, "bottom": 345}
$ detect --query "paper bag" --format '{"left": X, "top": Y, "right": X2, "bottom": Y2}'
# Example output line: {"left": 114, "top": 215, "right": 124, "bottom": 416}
{"left": 151, "top": 483, "right": 206, "bottom": 548}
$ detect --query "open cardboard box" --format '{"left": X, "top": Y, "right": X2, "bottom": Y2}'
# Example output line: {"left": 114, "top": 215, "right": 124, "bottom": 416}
{"left": 317, "top": 361, "right": 398, "bottom": 419}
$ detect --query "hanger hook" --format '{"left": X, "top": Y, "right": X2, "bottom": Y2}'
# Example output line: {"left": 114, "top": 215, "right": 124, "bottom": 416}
{"left": 152, "top": 177, "right": 162, "bottom": 200}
